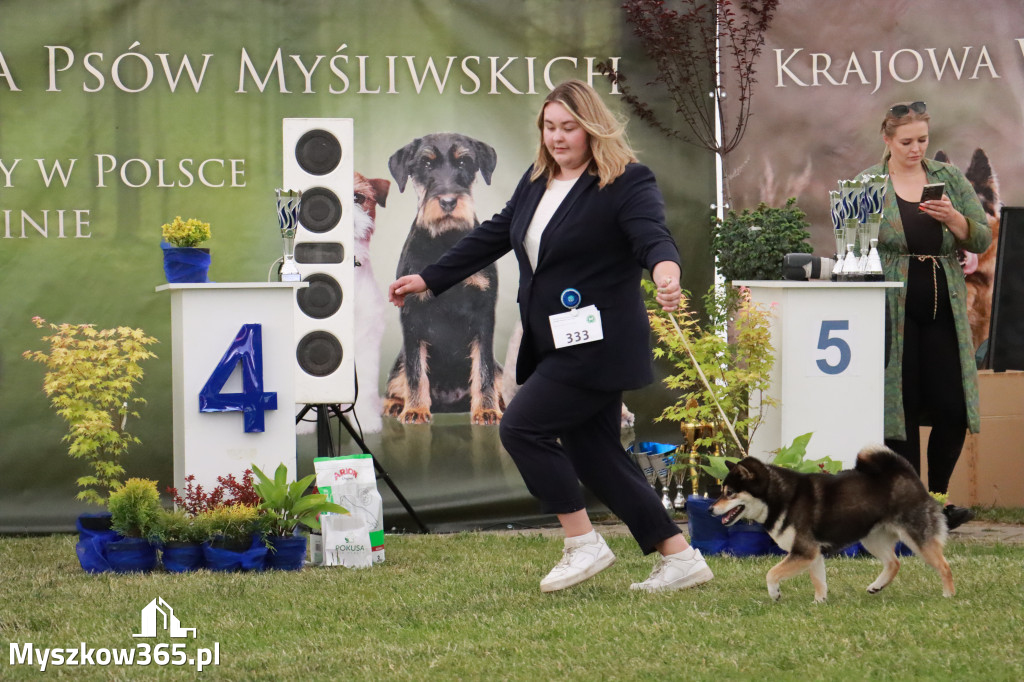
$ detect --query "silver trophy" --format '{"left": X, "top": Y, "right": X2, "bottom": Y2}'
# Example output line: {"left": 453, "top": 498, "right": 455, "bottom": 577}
{"left": 276, "top": 189, "right": 302, "bottom": 282}
{"left": 860, "top": 173, "right": 887, "bottom": 253}
{"left": 865, "top": 238, "right": 884, "bottom": 281}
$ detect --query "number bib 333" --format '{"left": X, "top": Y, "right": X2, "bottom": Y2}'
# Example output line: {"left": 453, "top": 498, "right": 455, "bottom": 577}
{"left": 549, "top": 305, "right": 604, "bottom": 349}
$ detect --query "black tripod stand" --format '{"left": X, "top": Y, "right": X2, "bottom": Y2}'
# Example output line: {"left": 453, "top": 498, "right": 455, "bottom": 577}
{"left": 296, "top": 403, "right": 429, "bottom": 533}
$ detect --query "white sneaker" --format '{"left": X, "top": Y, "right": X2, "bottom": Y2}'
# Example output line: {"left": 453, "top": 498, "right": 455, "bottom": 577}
{"left": 540, "top": 532, "right": 616, "bottom": 593}
{"left": 630, "top": 548, "right": 714, "bottom": 593}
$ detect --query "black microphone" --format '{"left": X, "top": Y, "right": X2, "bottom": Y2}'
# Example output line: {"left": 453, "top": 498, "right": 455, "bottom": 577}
{"left": 782, "top": 253, "right": 836, "bottom": 281}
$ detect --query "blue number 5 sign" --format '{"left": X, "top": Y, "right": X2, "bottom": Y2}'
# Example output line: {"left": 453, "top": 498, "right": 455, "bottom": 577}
{"left": 199, "top": 324, "right": 278, "bottom": 432}
{"left": 816, "top": 320, "right": 852, "bottom": 375}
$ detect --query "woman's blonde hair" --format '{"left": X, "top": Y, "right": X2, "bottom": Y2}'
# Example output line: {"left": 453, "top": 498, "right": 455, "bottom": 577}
{"left": 530, "top": 79, "right": 637, "bottom": 188}
{"left": 880, "top": 100, "right": 931, "bottom": 164}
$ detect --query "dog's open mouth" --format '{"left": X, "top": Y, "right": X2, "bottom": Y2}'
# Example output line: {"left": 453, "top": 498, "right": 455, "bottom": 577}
{"left": 721, "top": 505, "right": 745, "bottom": 526}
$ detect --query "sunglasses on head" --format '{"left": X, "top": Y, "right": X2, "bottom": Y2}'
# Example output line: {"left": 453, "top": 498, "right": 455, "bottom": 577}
{"left": 889, "top": 101, "right": 927, "bottom": 117}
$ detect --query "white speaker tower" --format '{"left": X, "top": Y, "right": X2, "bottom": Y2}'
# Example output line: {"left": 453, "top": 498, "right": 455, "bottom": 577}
{"left": 282, "top": 118, "right": 356, "bottom": 404}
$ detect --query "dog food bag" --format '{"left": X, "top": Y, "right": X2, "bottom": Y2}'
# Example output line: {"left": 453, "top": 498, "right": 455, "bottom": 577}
{"left": 321, "top": 513, "right": 373, "bottom": 569}
{"left": 314, "top": 454, "right": 385, "bottom": 565}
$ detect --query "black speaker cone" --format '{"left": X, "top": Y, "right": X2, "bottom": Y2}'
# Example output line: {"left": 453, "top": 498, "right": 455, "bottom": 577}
{"left": 296, "top": 331, "right": 342, "bottom": 377}
{"left": 295, "top": 129, "right": 342, "bottom": 175}
{"left": 298, "top": 187, "right": 342, "bottom": 233}
{"left": 297, "top": 273, "right": 342, "bottom": 319}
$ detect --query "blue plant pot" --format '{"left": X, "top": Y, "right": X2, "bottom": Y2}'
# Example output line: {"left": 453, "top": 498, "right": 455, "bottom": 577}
{"left": 835, "top": 542, "right": 863, "bottom": 557}
{"left": 266, "top": 534, "right": 308, "bottom": 571}
{"left": 727, "top": 521, "right": 782, "bottom": 557}
{"left": 162, "top": 245, "right": 210, "bottom": 283}
{"left": 161, "top": 542, "right": 205, "bottom": 573}
{"left": 202, "top": 535, "right": 268, "bottom": 572}
{"left": 75, "top": 513, "right": 119, "bottom": 574}
{"left": 106, "top": 537, "right": 158, "bottom": 573}
{"left": 685, "top": 495, "right": 729, "bottom": 555}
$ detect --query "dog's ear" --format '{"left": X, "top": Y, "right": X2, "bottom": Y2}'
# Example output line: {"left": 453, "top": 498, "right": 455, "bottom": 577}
{"left": 369, "top": 178, "right": 391, "bottom": 208}
{"left": 933, "top": 150, "right": 950, "bottom": 164}
{"left": 472, "top": 139, "right": 498, "bottom": 185}
{"left": 966, "top": 148, "right": 999, "bottom": 216}
{"left": 388, "top": 139, "right": 421, "bottom": 193}
{"left": 733, "top": 463, "right": 756, "bottom": 481}
{"left": 724, "top": 460, "right": 737, "bottom": 472}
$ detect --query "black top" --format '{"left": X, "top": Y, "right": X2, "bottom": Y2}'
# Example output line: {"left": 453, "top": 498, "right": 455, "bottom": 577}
{"left": 896, "top": 193, "right": 949, "bottom": 321}
{"left": 897, "top": 194, "right": 943, "bottom": 255}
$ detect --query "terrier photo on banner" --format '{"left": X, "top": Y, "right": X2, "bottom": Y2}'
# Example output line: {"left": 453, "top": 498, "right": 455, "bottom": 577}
{"left": 383, "top": 132, "right": 504, "bottom": 426}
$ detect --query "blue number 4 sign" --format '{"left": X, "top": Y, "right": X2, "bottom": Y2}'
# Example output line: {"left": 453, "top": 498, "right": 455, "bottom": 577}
{"left": 199, "top": 324, "right": 278, "bottom": 433}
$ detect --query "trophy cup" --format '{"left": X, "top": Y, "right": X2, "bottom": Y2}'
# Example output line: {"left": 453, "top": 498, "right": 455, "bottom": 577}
{"left": 276, "top": 189, "right": 302, "bottom": 282}
{"left": 841, "top": 219, "right": 862, "bottom": 281}
{"left": 829, "top": 190, "right": 846, "bottom": 280}
{"left": 864, "top": 238, "right": 884, "bottom": 281}
{"left": 860, "top": 174, "right": 887, "bottom": 282}
{"left": 861, "top": 174, "right": 886, "bottom": 243}
{"left": 838, "top": 179, "right": 863, "bottom": 248}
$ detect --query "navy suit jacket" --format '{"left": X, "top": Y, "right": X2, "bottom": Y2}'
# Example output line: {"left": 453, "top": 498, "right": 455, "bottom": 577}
{"left": 420, "top": 162, "right": 680, "bottom": 392}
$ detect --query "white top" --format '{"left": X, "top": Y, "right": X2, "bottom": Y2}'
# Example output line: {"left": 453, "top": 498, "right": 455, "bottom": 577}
{"left": 523, "top": 176, "right": 578, "bottom": 270}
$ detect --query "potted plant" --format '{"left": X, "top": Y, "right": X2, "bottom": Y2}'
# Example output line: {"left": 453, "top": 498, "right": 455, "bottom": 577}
{"left": 23, "top": 317, "right": 158, "bottom": 507}
{"left": 106, "top": 478, "right": 162, "bottom": 573}
{"left": 161, "top": 215, "right": 212, "bottom": 283}
{"left": 150, "top": 508, "right": 207, "bottom": 573}
{"left": 648, "top": 283, "right": 777, "bottom": 471}
{"left": 196, "top": 503, "right": 265, "bottom": 571}
{"left": 711, "top": 198, "right": 812, "bottom": 283}
{"left": 252, "top": 463, "right": 348, "bottom": 570}
{"left": 23, "top": 317, "right": 157, "bottom": 572}
{"left": 647, "top": 284, "right": 777, "bottom": 554}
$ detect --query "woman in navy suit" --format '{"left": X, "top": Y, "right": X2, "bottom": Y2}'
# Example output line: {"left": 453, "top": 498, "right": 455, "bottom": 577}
{"left": 388, "top": 80, "right": 713, "bottom": 593}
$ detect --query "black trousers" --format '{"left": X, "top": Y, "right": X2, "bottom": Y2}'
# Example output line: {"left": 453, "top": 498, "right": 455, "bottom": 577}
{"left": 885, "top": 268, "right": 967, "bottom": 494}
{"left": 499, "top": 371, "right": 681, "bottom": 555}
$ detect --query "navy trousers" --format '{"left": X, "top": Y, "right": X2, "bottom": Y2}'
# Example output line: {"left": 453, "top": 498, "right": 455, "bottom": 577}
{"left": 499, "top": 371, "right": 681, "bottom": 554}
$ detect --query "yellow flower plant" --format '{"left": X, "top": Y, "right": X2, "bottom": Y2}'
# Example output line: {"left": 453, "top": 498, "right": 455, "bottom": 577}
{"left": 161, "top": 216, "right": 211, "bottom": 248}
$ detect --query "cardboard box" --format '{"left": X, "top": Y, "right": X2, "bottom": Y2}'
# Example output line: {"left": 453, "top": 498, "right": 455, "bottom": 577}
{"left": 922, "top": 370, "right": 1024, "bottom": 506}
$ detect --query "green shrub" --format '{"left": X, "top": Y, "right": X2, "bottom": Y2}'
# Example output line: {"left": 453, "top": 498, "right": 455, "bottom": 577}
{"left": 195, "top": 504, "right": 260, "bottom": 545}
{"left": 107, "top": 478, "right": 162, "bottom": 538}
{"left": 711, "top": 198, "right": 812, "bottom": 282}
{"left": 150, "top": 508, "right": 206, "bottom": 544}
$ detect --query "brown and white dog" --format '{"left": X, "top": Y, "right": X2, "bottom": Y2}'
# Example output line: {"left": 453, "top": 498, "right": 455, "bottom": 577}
{"left": 383, "top": 132, "right": 503, "bottom": 425}
{"left": 352, "top": 172, "right": 391, "bottom": 433}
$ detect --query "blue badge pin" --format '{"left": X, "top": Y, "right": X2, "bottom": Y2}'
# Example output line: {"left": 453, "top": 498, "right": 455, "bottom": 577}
{"left": 560, "top": 288, "right": 581, "bottom": 310}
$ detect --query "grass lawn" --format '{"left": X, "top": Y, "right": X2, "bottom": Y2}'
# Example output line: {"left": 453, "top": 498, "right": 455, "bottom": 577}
{"left": 2, "top": 531, "right": 1023, "bottom": 681}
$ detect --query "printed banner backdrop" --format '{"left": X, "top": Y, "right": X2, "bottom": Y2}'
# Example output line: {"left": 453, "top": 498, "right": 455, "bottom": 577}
{"left": 0, "top": 0, "right": 716, "bottom": 532}
{"left": 728, "top": 0, "right": 1024, "bottom": 355}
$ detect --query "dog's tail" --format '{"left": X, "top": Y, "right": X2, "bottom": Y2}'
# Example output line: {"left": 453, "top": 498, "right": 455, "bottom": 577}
{"left": 853, "top": 444, "right": 917, "bottom": 477}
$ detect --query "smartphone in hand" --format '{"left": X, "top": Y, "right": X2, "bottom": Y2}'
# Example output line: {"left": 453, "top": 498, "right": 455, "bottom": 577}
{"left": 921, "top": 183, "right": 945, "bottom": 202}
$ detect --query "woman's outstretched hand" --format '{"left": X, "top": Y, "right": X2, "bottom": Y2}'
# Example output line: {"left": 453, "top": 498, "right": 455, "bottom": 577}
{"left": 388, "top": 275, "right": 428, "bottom": 307}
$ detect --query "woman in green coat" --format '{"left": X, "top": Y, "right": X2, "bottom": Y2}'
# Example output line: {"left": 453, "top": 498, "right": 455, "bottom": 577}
{"left": 859, "top": 101, "right": 991, "bottom": 529}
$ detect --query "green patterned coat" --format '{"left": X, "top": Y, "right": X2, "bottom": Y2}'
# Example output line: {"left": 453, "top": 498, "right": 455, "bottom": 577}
{"left": 858, "top": 157, "right": 991, "bottom": 440}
